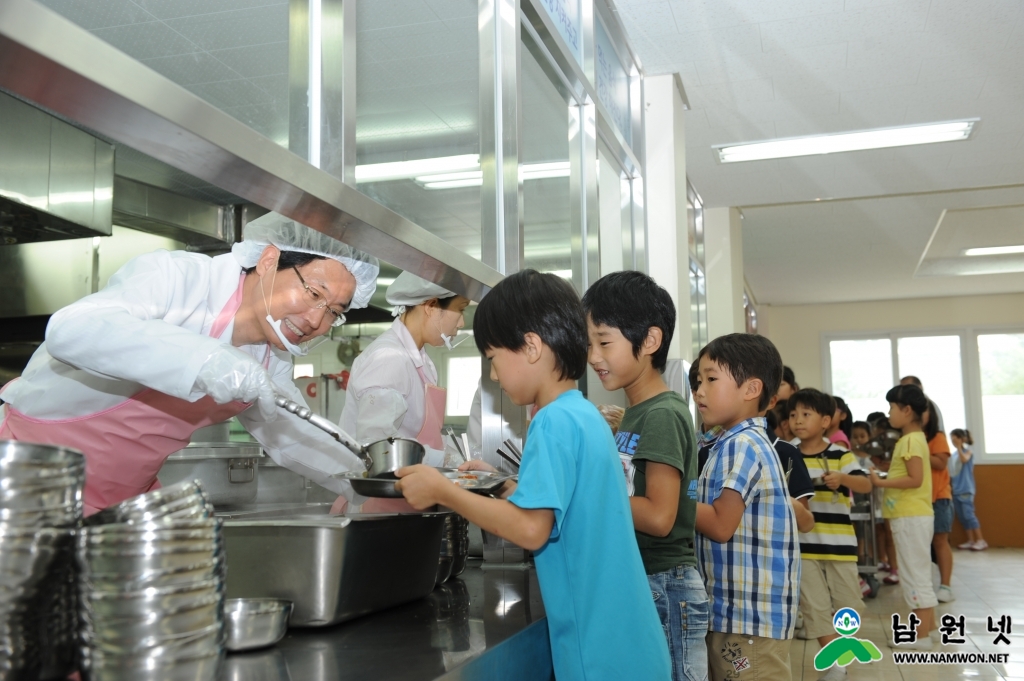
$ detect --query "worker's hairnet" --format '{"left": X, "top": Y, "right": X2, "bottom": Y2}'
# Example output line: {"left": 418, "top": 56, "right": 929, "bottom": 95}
{"left": 386, "top": 271, "right": 456, "bottom": 317}
{"left": 232, "top": 212, "right": 379, "bottom": 309}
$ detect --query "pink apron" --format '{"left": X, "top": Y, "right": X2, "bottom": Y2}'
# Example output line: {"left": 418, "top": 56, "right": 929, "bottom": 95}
{"left": 414, "top": 366, "right": 446, "bottom": 450}
{"left": 0, "top": 275, "right": 268, "bottom": 516}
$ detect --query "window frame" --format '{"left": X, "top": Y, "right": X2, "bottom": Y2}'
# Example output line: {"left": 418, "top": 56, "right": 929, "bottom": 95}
{"left": 821, "top": 323, "right": 1024, "bottom": 464}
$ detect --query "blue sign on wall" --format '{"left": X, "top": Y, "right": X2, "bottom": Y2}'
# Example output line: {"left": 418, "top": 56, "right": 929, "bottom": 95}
{"left": 537, "top": 0, "right": 581, "bottom": 63}
{"left": 596, "top": 20, "right": 631, "bottom": 144}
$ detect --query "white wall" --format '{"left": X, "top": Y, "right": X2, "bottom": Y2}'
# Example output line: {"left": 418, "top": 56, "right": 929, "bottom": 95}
{"left": 760, "top": 292, "right": 1024, "bottom": 390}
{"left": 704, "top": 206, "right": 745, "bottom": 340}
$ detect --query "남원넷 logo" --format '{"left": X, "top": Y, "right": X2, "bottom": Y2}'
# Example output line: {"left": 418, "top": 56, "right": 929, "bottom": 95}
{"left": 814, "top": 608, "right": 883, "bottom": 672}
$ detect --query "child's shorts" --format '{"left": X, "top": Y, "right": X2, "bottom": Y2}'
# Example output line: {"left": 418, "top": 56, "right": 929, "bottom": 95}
{"left": 890, "top": 515, "right": 939, "bottom": 610}
{"left": 798, "top": 558, "right": 865, "bottom": 639}
{"left": 706, "top": 631, "right": 791, "bottom": 681}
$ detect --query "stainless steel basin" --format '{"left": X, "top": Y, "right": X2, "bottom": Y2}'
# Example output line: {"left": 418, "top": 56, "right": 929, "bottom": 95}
{"left": 220, "top": 505, "right": 448, "bottom": 627}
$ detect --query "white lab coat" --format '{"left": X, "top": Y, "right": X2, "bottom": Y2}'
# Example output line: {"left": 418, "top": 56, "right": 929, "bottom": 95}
{"left": 338, "top": 319, "right": 444, "bottom": 465}
{"left": 0, "top": 249, "right": 366, "bottom": 499}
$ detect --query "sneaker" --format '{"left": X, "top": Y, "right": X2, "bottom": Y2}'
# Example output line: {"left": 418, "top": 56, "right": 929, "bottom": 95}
{"left": 937, "top": 585, "right": 955, "bottom": 603}
{"left": 818, "top": 665, "right": 848, "bottom": 680}
{"left": 971, "top": 540, "right": 989, "bottom": 551}
{"left": 957, "top": 541, "right": 974, "bottom": 550}
{"left": 883, "top": 571, "right": 900, "bottom": 585}
{"left": 878, "top": 561, "right": 891, "bottom": 572}
{"left": 888, "top": 635, "right": 934, "bottom": 651}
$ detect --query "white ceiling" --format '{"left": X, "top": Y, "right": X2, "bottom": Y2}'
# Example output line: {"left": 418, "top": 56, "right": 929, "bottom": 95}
{"left": 613, "top": 0, "right": 1024, "bottom": 304}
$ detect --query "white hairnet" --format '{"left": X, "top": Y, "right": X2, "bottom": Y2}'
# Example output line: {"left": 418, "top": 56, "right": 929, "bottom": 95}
{"left": 232, "top": 212, "right": 379, "bottom": 309}
{"left": 386, "top": 271, "right": 455, "bottom": 317}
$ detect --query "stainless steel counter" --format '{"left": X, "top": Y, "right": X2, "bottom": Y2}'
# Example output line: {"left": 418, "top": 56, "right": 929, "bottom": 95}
{"left": 219, "top": 562, "right": 552, "bottom": 681}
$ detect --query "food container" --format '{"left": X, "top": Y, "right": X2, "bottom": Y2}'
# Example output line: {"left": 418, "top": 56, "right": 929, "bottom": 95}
{"left": 224, "top": 598, "right": 292, "bottom": 652}
{"left": 158, "top": 444, "right": 262, "bottom": 507}
{"left": 221, "top": 506, "right": 447, "bottom": 626}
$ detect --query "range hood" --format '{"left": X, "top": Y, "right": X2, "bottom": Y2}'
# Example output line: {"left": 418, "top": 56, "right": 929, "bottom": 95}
{"left": 0, "top": 90, "right": 113, "bottom": 244}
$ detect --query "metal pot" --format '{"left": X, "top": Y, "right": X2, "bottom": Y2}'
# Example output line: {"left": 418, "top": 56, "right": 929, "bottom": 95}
{"left": 362, "top": 438, "right": 425, "bottom": 478}
{"left": 158, "top": 444, "right": 262, "bottom": 507}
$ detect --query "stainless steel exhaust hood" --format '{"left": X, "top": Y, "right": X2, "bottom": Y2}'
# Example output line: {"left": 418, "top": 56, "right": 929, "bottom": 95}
{"left": 0, "top": 90, "right": 113, "bottom": 244}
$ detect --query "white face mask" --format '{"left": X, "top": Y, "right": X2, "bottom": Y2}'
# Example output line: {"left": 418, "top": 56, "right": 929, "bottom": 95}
{"left": 434, "top": 308, "right": 468, "bottom": 351}
{"left": 260, "top": 267, "right": 327, "bottom": 357}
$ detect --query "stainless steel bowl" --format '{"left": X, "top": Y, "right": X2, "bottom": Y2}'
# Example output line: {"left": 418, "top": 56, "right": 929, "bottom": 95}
{"left": 83, "top": 600, "right": 222, "bottom": 642}
{"left": 83, "top": 561, "right": 219, "bottom": 591}
{"left": 224, "top": 598, "right": 292, "bottom": 652}
{"left": 84, "top": 581, "right": 221, "bottom": 618}
{"left": 85, "top": 649, "right": 223, "bottom": 681}
{"left": 363, "top": 437, "right": 425, "bottom": 478}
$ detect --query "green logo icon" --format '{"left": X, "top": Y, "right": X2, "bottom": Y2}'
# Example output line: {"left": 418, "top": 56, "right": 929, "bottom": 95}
{"left": 813, "top": 608, "right": 883, "bottom": 672}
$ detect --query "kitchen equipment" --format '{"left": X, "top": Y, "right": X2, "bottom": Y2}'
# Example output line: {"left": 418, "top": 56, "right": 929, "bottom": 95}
{"left": 0, "top": 441, "right": 84, "bottom": 680}
{"left": 503, "top": 439, "right": 523, "bottom": 464}
{"left": 223, "top": 599, "right": 292, "bottom": 652}
{"left": 157, "top": 443, "right": 262, "bottom": 507}
{"left": 436, "top": 513, "right": 470, "bottom": 585}
{"left": 220, "top": 507, "right": 448, "bottom": 626}
{"left": 334, "top": 469, "right": 515, "bottom": 499}
{"left": 446, "top": 427, "right": 465, "bottom": 462}
{"left": 275, "top": 395, "right": 425, "bottom": 477}
{"left": 78, "top": 484, "right": 226, "bottom": 680}
{"left": 496, "top": 448, "right": 520, "bottom": 471}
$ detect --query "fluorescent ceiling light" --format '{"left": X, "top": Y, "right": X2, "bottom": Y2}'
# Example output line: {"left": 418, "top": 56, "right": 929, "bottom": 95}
{"left": 419, "top": 161, "right": 571, "bottom": 190}
{"left": 355, "top": 154, "right": 480, "bottom": 182}
{"left": 715, "top": 119, "right": 978, "bottom": 163}
{"left": 963, "top": 245, "right": 1024, "bottom": 256}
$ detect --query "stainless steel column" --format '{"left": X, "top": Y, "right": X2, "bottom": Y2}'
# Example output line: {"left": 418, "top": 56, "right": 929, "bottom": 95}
{"left": 479, "top": 0, "right": 528, "bottom": 564}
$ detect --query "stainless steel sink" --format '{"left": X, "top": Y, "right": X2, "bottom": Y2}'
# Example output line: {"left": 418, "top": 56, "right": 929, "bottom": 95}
{"left": 221, "top": 505, "right": 448, "bottom": 627}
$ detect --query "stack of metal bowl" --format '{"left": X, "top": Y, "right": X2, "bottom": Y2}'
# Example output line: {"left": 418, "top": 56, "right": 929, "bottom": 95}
{"left": 0, "top": 440, "right": 85, "bottom": 681}
{"left": 78, "top": 481, "right": 225, "bottom": 681}
{"left": 436, "top": 513, "right": 470, "bottom": 585}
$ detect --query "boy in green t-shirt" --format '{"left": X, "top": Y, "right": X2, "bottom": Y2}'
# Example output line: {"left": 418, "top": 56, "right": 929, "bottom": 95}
{"left": 583, "top": 271, "right": 707, "bottom": 681}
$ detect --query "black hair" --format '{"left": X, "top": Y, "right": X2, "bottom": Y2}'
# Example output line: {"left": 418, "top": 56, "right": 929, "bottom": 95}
{"left": 787, "top": 388, "right": 836, "bottom": 419}
{"left": 765, "top": 407, "right": 779, "bottom": 432}
{"left": 428, "top": 296, "right": 462, "bottom": 310}
{"left": 582, "top": 271, "right": 676, "bottom": 372}
{"left": 688, "top": 359, "right": 699, "bottom": 392}
{"left": 900, "top": 375, "right": 923, "bottom": 388}
{"left": 851, "top": 420, "right": 871, "bottom": 434}
{"left": 474, "top": 269, "right": 587, "bottom": 381}
{"left": 696, "top": 333, "right": 782, "bottom": 411}
{"left": 950, "top": 428, "right": 973, "bottom": 445}
{"left": 833, "top": 396, "right": 853, "bottom": 438}
{"left": 782, "top": 365, "right": 797, "bottom": 389}
{"left": 773, "top": 401, "right": 790, "bottom": 425}
{"left": 866, "top": 411, "right": 887, "bottom": 424}
{"left": 923, "top": 399, "right": 941, "bottom": 441}
{"left": 242, "top": 250, "right": 326, "bottom": 275}
{"left": 885, "top": 384, "right": 928, "bottom": 423}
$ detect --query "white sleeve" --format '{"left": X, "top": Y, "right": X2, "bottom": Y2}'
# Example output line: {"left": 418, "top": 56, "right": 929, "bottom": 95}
{"left": 45, "top": 250, "right": 223, "bottom": 401}
{"left": 238, "top": 352, "right": 367, "bottom": 502}
{"left": 345, "top": 345, "right": 419, "bottom": 442}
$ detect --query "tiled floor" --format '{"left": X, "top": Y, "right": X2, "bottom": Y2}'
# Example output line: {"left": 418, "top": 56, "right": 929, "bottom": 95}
{"left": 790, "top": 548, "right": 1024, "bottom": 681}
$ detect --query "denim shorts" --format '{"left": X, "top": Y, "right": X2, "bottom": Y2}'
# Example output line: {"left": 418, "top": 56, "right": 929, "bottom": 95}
{"left": 933, "top": 498, "right": 953, "bottom": 535}
{"left": 952, "top": 493, "right": 980, "bottom": 530}
{"left": 648, "top": 564, "right": 710, "bottom": 681}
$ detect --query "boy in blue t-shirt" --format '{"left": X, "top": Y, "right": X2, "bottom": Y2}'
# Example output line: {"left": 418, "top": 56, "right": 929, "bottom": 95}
{"left": 397, "top": 270, "right": 670, "bottom": 681}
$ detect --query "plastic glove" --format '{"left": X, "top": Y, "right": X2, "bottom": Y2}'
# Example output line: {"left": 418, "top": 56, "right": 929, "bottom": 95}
{"left": 597, "top": 404, "right": 625, "bottom": 433}
{"left": 193, "top": 346, "right": 278, "bottom": 421}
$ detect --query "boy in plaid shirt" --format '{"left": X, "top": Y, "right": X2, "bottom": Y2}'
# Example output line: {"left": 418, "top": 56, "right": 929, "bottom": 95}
{"left": 693, "top": 334, "right": 800, "bottom": 681}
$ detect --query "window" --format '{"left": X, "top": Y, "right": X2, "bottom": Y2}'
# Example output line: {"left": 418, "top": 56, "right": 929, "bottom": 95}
{"left": 826, "top": 329, "right": 1024, "bottom": 460}
{"left": 446, "top": 356, "right": 482, "bottom": 417}
{"left": 828, "top": 339, "right": 894, "bottom": 423}
{"left": 897, "top": 336, "right": 966, "bottom": 433}
{"left": 977, "top": 333, "right": 1024, "bottom": 455}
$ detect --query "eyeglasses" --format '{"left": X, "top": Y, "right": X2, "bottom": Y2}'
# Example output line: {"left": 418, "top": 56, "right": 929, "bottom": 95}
{"left": 293, "top": 267, "right": 348, "bottom": 327}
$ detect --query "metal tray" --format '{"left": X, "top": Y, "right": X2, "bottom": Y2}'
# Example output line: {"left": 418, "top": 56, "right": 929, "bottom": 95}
{"left": 335, "top": 469, "right": 514, "bottom": 498}
{"left": 221, "top": 506, "right": 449, "bottom": 627}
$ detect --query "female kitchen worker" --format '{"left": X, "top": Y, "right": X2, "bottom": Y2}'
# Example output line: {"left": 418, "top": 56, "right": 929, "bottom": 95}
{"left": 339, "top": 271, "right": 470, "bottom": 466}
{"left": 0, "top": 212, "right": 378, "bottom": 515}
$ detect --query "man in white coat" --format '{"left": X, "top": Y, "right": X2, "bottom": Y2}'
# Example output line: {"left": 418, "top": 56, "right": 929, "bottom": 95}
{"left": 0, "top": 212, "right": 378, "bottom": 514}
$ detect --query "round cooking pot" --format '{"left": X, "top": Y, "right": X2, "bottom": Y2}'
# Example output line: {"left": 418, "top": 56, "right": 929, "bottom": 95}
{"left": 363, "top": 438, "right": 425, "bottom": 478}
